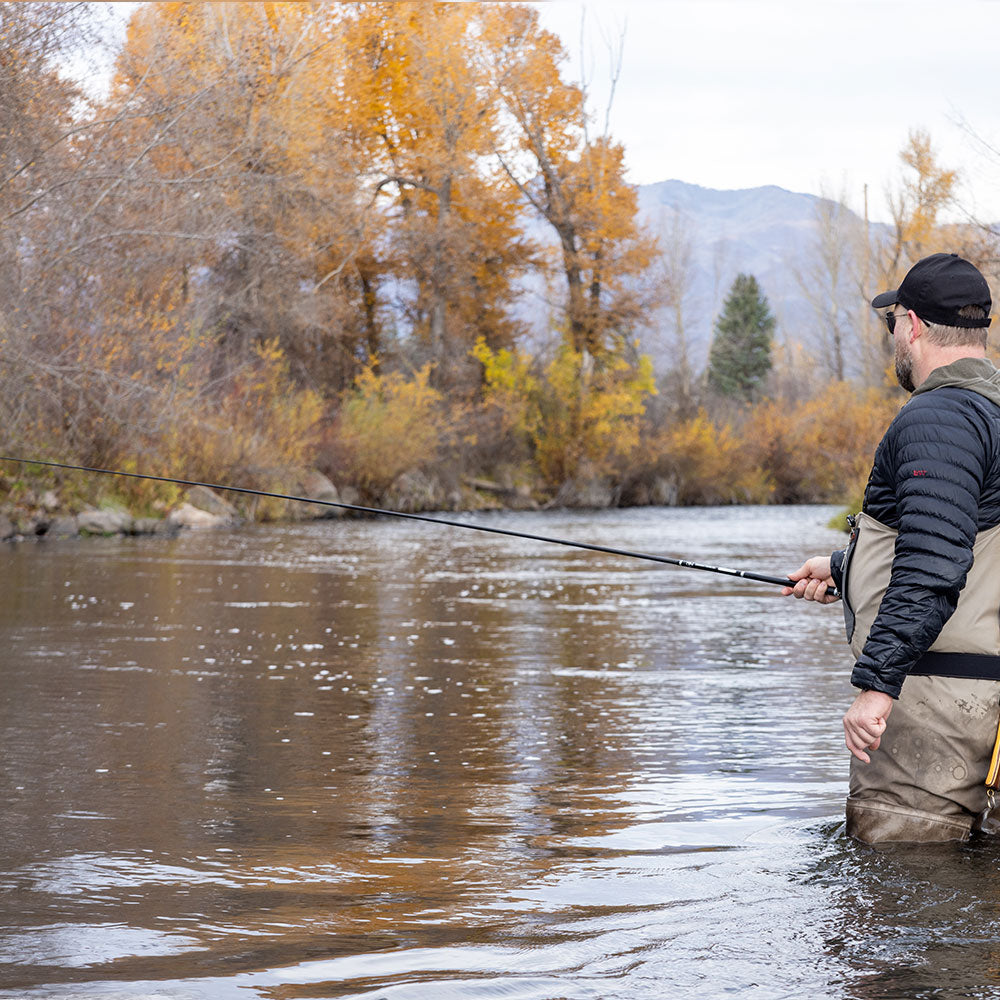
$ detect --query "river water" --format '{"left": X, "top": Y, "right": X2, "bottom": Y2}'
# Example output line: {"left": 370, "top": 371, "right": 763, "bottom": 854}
{"left": 2, "top": 505, "right": 1000, "bottom": 1000}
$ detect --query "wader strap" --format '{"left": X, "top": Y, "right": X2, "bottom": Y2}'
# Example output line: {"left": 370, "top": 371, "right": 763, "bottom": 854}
{"left": 839, "top": 516, "right": 859, "bottom": 643}
{"left": 909, "top": 651, "right": 1000, "bottom": 681}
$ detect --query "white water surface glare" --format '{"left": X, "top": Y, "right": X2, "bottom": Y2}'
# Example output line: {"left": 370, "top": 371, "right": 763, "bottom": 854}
{"left": 3, "top": 505, "right": 1000, "bottom": 1000}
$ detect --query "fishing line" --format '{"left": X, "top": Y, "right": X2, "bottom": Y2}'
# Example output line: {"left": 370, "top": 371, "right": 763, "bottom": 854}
{"left": 0, "top": 455, "right": 818, "bottom": 593}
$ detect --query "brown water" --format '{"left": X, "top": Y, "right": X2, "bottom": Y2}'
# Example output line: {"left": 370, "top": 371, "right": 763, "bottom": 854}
{"left": 2, "top": 505, "right": 1000, "bottom": 1000}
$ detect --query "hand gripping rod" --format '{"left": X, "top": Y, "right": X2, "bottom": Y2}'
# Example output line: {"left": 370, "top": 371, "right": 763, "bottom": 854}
{"left": 0, "top": 456, "right": 805, "bottom": 591}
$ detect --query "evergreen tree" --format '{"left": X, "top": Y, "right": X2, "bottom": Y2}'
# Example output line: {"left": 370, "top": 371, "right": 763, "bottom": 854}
{"left": 706, "top": 273, "right": 775, "bottom": 403}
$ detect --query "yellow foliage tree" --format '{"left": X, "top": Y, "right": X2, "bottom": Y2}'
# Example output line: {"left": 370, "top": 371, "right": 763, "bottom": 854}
{"left": 877, "top": 129, "right": 959, "bottom": 298}
{"left": 893, "top": 129, "right": 957, "bottom": 259}
{"left": 106, "top": 2, "right": 380, "bottom": 388}
{"left": 470, "top": 336, "right": 539, "bottom": 445}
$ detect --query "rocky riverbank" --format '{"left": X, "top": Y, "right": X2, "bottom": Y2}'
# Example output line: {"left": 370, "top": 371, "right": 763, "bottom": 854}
{"left": 0, "top": 465, "right": 686, "bottom": 543}
{"left": 0, "top": 468, "right": 550, "bottom": 543}
{"left": 0, "top": 470, "right": 348, "bottom": 543}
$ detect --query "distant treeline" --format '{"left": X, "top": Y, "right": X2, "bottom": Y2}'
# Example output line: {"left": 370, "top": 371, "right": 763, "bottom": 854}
{"left": 2, "top": 3, "right": 997, "bottom": 518}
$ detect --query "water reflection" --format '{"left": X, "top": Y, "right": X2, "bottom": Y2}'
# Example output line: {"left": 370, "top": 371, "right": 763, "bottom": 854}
{"left": 2, "top": 506, "right": 998, "bottom": 998}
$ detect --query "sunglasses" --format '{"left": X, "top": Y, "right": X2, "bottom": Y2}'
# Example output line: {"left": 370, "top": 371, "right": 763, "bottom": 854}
{"left": 884, "top": 309, "right": 905, "bottom": 334}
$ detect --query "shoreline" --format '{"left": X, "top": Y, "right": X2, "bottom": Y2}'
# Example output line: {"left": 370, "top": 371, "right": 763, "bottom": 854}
{"left": 0, "top": 467, "right": 854, "bottom": 544}
{"left": 0, "top": 492, "right": 852, "bottom": 544}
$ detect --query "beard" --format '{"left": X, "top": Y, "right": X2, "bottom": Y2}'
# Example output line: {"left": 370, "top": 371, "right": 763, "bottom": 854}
{"left": 895, "top": 338, "right": 915, "bottom": 393}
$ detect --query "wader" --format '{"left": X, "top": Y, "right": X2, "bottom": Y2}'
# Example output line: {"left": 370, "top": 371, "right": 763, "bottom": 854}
{"left": 847, "top": 674, "right": 1000, "bottom": 843}
{"left": 843, "top": 513, "right": 1000, "bottom": 843}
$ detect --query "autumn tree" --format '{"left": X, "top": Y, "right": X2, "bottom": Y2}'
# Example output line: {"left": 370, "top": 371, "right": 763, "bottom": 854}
{"left": 793, "top": 137, "right": 963, "bottom": 393}
{"left": 888, "top": 129, "right": 957, "bottom": 263}
{"left": 337, "top": 2, "right": 536, "bottom": 388}
{"left": 860, "top": 131, "right": 982, "bottom": 386}
{"left": 0, "top": 3, "right": 117, "bottom": 458}
{"left": 0, "top": 4, "right": 89, "bottom": 221}
{"left": 0, "top": 3, "right": 334, "bottom": 480}
{"left": 98, "top": 2, "right": 385, "bottom": 392}
{"left": 706, "top": 274, "right": 775, "bottom": 404}
{"left": 482, "top": 4, "right": 658, "bottom": 360}
{"left": 869, "top": 129, "right": 961, "bottom": 318}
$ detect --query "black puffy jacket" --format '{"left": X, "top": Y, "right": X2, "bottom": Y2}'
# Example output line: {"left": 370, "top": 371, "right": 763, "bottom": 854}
{"left": 831, "top": 357, "right": 1000, "bottom": 697}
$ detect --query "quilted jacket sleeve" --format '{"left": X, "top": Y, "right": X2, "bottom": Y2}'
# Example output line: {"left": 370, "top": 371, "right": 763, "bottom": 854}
{"left": 850, "top": 390, "right": 989, "bottom": 697}
{"left": 830, "top": 548, "right": 845, "bottom": 592}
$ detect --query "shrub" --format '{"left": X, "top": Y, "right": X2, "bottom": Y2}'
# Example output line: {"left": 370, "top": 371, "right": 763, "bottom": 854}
{"left": 742, "top": 383, "right": 899, "bottom": 503}
{"left": 332, "top": 363, "right": 449, "bottom": 498}
{"left": 651, "top": 410, "right": 772, "bottom": 505}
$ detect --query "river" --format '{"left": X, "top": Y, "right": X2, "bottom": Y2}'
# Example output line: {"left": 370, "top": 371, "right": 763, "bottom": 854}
{"left": 2, "top": 505, "right": 999, "bottom": 1000}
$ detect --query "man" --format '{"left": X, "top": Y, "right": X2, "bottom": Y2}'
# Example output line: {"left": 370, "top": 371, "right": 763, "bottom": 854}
{"left": 786, "top": 252, "right": 1000, "bottom": 843}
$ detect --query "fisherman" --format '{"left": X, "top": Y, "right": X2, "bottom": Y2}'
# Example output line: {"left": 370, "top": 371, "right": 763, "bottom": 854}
{"left": 785, "top": 252, "right": 1000, "bottom": 843}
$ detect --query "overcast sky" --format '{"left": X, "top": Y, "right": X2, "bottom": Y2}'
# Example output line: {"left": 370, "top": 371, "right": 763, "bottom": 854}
{"left": 92, "top": 2, "right": 1000, "bottom": 224}
{"left": 529, "top": 0, "right": 1000, "bottom": 223}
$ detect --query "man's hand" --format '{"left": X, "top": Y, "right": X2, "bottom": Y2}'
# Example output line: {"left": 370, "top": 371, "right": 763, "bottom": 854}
{"left": 843, "top": 689, "right": 893, "bottom": 763}
{"left": 782, "top": 556, "right": 839, "bottom": 604}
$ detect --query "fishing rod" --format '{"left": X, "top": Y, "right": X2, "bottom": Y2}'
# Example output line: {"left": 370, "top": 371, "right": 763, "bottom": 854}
{"left": 0, "top": 456, "right": 813, "bottom": 593}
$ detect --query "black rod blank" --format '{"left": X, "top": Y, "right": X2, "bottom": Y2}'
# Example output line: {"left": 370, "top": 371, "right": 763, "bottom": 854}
{"left": 0, "top": 456, "right": 798, "bottom": 590}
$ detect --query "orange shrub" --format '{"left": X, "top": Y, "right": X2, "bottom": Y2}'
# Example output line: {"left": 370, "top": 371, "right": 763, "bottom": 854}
{"left": 637, "top": 383, "right": 899, "bottom": 507}
{"left": 649, "top": 410, "right": 772, "bottom": 505}
{"left": 742, "top": 383, "right": 900, "bottom": 502}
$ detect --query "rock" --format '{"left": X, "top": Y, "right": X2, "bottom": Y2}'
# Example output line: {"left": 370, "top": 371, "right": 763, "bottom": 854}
{"left": 28, "top": 515, "right": 51, "bottom": 536}
{"left": 511, "top": 485, "right": 539, "bottom": 511}
{"left": 40, "top": 490, "right": 60, "bottom": 512}
{"left": 45, "top": 515, "right": 80, "bottom": 539}
{"left": 384, "top": 470, "right": 446, "bottom": 512}
{"left": 78, "top": 508, "right": 134, "bottom": 535}
{"left": 551, "top": 476, "right": 614, "bottom": 509}
{"left": 463, "top": 477, "right": 538, "bottom": 510}
{"left": 167, "top": 503, "right": 227, "bottom": 530}
{"left": 339, "top": 484, "right": 361, "bottom": 508}
{"left": 132, "top": 517, "right": 178, "bottom": 536}
{"left": 300, "top": 469, "right": 339, "bottom": 503}
{"left": 293, "top": 469, "right": 342, "bottom": 519}
{"left": 185, "top": 486, "right": 238, "bottom": 520}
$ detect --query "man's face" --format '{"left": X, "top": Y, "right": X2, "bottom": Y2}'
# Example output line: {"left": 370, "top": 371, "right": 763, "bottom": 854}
{"left": 890, "top": 308, "right": 916, "bottom": 392}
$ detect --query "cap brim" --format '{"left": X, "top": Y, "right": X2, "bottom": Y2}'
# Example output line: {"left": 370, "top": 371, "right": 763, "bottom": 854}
{"left": 871, "top": 290, "right": 899, "bottom": 309}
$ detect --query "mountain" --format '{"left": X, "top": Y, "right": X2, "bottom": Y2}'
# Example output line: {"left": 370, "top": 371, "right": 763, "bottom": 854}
{"left": 634, "top": 179, "right": 867, "bottom": 369}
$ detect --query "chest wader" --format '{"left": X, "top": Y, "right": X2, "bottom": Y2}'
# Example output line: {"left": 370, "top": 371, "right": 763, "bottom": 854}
{"left": 842, "top": 513, "right": 1000, "bottom": 843}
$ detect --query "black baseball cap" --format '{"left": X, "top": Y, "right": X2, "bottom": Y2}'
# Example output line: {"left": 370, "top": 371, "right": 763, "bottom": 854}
{"left": 871, "top": 252, "right": 992, "bottom": 328}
